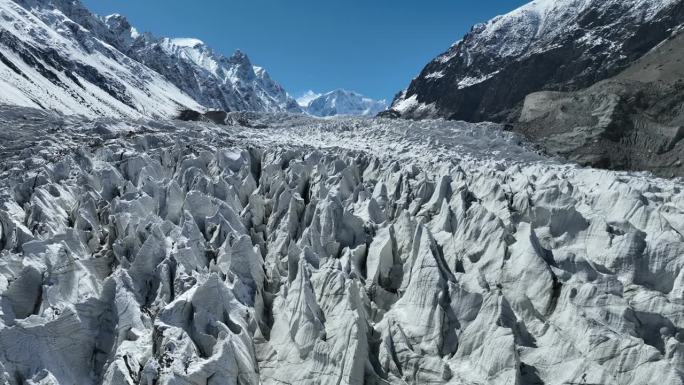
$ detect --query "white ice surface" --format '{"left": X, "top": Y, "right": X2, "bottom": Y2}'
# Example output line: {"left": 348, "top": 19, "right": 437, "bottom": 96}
{"left": 0, "top": 110, "right": 682, "bottom": 385}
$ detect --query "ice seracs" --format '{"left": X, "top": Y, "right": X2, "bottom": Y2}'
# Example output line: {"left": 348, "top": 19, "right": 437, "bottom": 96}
{"left": 0, "top": 106, "right": 682, "bottom": 385}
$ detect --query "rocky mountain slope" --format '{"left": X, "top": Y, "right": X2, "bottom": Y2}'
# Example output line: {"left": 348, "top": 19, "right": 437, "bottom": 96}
{"left": 518, "top": 27, "right": 684, "bottom": 178}
{"left": 0, "top": 0, "right": 299, "bottom": 118}
{"left": 101, "top": 14, "right": 301, "bottom": 114}
{"left": 387, "top": 0, "right": 684, "bottom": 123}
{"left": 0, "top": 0, "right": 202, "bottom": 119}
{"left": 298, "top": 89, "right": 387, "bottom": 117}
{"left": 1, "top": 105, "right": 683, "bottom": 385}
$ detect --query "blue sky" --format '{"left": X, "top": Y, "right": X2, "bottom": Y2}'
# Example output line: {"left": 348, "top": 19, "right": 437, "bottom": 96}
{"left": 81, "top": 0, "right": 529, "bottom": 102}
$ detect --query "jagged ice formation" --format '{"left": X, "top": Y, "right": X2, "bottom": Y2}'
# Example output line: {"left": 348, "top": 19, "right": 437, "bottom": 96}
{"left": 0, "top": 107, "right": 683, "bottom": 385}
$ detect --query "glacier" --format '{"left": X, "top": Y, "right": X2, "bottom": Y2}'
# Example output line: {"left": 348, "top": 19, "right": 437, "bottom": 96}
{"left": 0, "top": 106, "right": 683, "bottom": 385}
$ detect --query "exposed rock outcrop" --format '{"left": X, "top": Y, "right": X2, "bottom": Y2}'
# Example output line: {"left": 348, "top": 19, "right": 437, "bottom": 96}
{"left": 518, "top": 28, "right": 684, "bottom": 177}
{"left": 388, "top": 0, "right": 684, "bottom": 123}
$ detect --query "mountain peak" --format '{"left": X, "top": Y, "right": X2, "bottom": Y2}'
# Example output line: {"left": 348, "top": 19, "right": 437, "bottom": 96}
{"left": 103, "top": 12, "right": 139, "bottom": 41}
{"left": 300, "top": 89, "right": 387, "bottom": 117}
{"left": 229, "top": 49, "right": 250, "bottom": 63}
{"left": 391, "top": 0, "right": 683, "bottom": 122}
{"left": 297, "top": 90, "right": 322, "bottom": 107}
{"left": 104, "top": 13, "right": 127, "bottom": 23}
{"left": 329, "top": 89, "right": 360, "bottom": 97}
{"left": 169, "top": 37, "right": 205, "bottom": 48}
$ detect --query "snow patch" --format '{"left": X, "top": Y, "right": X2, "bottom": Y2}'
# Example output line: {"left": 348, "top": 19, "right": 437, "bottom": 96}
{"left": 425, "top": 71, "right": 445, "bottom": 80}
{"left": 457, "top": 71, "right": 499, "bottom": 89}
{"left": 393, "top": 94, "right": 437, "bottom": 116}
{"left": 168, "top": 37, "right": 204, "bottom": 48}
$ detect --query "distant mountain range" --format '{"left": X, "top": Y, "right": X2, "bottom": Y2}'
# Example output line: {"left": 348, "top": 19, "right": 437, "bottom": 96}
{"left": 0, "top": 0, "right": 388, "bottom": 120}
{"left": 297, "top": 89, "right": 387, "bottom": 117}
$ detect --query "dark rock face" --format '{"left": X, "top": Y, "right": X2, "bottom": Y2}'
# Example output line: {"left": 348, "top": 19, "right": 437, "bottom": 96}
{"left": 390, "top": 0, "right": 684, "bottom": 123}
{"left": 177, "top": 109, "right": 203, "bottom": 122}
{"left": 518, "top": 30, "right": 684, "bottom": 178}
{"left": 177, "top": 109, "right": 229, "bottom": 125}
{"left": 204, "top": 110, "right": 228, "bottom": 124}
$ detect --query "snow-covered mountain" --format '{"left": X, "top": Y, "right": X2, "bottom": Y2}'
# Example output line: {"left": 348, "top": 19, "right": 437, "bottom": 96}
{"left": 518, "top": 25, "right": 684, "bottom": 177}
{"left": 0, "top": 0, "right": 300, "bottom": 118}
{"left": 296, "top": 90, "right": 322, "bottom": 107}
{"left": 0, "top": 0, "right": 202, "bottom": 119}
{"left": 298, "top": 89, "right": 387, "bottom": 117}
{"left": 388, "top": 0, "right": 684, "bottom": 122}
{"left": 103, "top": 14, "right": 302, "bottom": 113}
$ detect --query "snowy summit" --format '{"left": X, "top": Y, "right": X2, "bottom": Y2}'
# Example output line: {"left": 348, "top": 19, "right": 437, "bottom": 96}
{"left": 299, "top": 89, "right": 387, "bottom": 117}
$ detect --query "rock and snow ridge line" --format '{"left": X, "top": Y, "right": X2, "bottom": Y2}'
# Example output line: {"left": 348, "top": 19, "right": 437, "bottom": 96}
{"left": 0, "top": 0, "right": 299, "bottom": 118}
{"left": 0, "top": 0, "right": 202, "bottom": 119}
{"left": 389, "top": 0, "right": 684, "bottom": 122}
{"left": 0, "top": 106, "right": 683, "bottom": 385}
